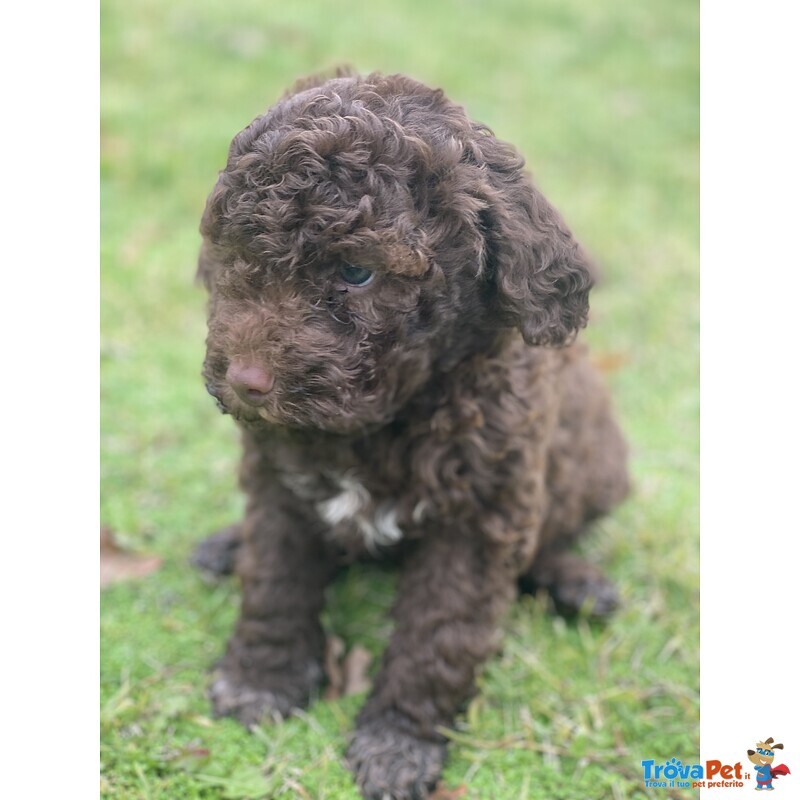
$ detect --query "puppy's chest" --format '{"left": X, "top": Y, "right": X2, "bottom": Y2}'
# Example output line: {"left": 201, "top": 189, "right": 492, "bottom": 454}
{"left": 279, "top": 469, "right": 416, "bottom": 552}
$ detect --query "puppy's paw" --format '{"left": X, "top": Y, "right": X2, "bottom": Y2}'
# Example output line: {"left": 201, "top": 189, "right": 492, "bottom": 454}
{"left": 210, "top": 672, "right": 294, "bottom": 725}
{"left": 559, "top": 572, "right": 619, "bottom": 618}
{"left": 209, "top": 659, "right": 323, "bottom": 727}
{"left": 347, "top": 716, "right": 446, "bottom": 800}
{"left": 520, "top": 552, "right": 619, "bottom": 619}
{"left": 191, "top": 524, "right": 242, "bottom": 578}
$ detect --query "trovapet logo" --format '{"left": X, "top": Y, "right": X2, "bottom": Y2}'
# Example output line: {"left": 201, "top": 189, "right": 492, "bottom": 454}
{"left": 641, "top": 736, "right": 791, "bottom": 791}
{"left": 640, "top": 758, "right": 744, "bottom": 790}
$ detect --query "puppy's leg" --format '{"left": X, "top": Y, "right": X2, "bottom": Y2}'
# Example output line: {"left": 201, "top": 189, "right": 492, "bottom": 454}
{"left": 210, "top": 493, "right": 336, "bottom": 726}
{"left": 191, "top": 523, "right": 242, "bottom": 578}
{"left": 519, "top": 356, "right": 628, "bottom": 619}
{"left": 347, "top": 532, "right": 516, "bottom": 800}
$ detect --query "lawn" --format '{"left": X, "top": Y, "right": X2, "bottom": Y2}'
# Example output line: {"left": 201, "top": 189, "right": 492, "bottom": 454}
{"left": 100, "top": 0, "right": 699, "bottom": 797}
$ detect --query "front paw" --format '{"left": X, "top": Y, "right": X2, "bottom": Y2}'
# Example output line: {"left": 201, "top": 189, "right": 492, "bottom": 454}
{"left": 549, "top": 564, "right": 619, "bottom": 618}
{"left": 209, "top": 660, "right": 323, "bottom": 727}
{"left": 210, "top": 671, "right": 295, "bottom": 726}
{"left": 521, "top": 552, "right": 620, "bottom": 619}
{"left": 191, "top": 524, "right": 242, "bottom": 578}
{"left": 347, "top": 715, "right": 447, "bottom": 800}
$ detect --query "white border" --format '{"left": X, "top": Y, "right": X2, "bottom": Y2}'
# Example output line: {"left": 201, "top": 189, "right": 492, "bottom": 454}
{"left": 1, "top": 2, "right": 99, "bottom": 795}
{"left": 701, "top": 0, "right": 800, "bottom": 795}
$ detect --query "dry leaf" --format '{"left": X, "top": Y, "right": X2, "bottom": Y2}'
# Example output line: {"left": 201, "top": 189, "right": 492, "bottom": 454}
{"left": 323, "top": 635, "right": 346, "bottom": 699}
{"left": 100, "top": 526, "right": 162, "bottom": 588}
{"left": 430, "top": 784, "right": 468, "bottom": 799}
{"left": 323, "top": 635, "right": 372, "bottom": 699}
{"left": 591, "top": 351, "right": 630, "bottom": 375}
{"left": 341, "top": 645, "right": 372, "bottom": 697}
{"left": 162, "top": 743, "right": 211, "bottom": 771}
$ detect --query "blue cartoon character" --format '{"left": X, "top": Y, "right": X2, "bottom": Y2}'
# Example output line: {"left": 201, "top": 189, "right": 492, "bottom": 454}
{"left": 747, "top": 737, "right": 791, "bottom": 791}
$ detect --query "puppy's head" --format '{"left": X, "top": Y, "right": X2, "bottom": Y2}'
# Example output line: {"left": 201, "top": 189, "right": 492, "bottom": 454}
{"left": 199, "top": 72, "right": 593, "bottom": 434}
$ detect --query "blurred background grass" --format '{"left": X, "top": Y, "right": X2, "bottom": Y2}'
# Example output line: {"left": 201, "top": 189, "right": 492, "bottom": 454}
{"left": 100, "top": 0, "right": 698, "bottom": 797}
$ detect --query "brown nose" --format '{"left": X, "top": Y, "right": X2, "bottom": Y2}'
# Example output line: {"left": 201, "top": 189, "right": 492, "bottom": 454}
{"left": 226, "top": 361, "right": 275, "bottom": 406}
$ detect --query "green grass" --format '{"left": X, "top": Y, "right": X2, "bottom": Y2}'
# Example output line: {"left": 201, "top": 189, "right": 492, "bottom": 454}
{"left": 100, "top": 0, "right": 699, "bottom": 797}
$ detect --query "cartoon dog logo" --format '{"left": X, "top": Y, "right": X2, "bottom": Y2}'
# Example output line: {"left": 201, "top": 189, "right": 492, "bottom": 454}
{"left": 747, "top": 737, "right": 791, "bottom": 791}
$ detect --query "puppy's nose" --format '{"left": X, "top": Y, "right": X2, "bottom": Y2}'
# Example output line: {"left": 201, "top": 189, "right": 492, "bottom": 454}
{"left": 226, "top": 361, "right": 274, "bottom": 406}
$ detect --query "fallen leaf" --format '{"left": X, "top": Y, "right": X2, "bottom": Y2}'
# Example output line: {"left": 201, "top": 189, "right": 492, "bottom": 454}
{"left": 323, "top": 636, "right": 372, "bottom": 699}
{"left": 430, "top": 784, "right": 468, "bottom": 799}
{"left": 100, "top": 526, "right": 162, "bottom": 588}
{"left": 341, "top": 645, "right": 372, "bottom": 697}
{"left": 323, "top": 635, "right": 346, "bottom": 699}
{"left": 162, "top": 743, "right": 211, "bottom": 773}
{"left": 591, "top": 351, "right": 630, "bottom": 375}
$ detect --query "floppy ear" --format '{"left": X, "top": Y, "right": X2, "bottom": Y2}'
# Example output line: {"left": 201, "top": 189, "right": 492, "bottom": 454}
{"left": 195, "top": 236, "right": 226, "bottom": 290}
{"left": 195, "top": 239, "right": 213, "bottom": 288}
{"left": 476, "top": 136, "right": 595, "bottom": 346}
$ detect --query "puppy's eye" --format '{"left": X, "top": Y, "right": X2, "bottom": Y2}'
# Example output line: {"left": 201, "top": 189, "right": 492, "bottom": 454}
{"left": 339, "top": 264, "right": 374, "bottom": 286}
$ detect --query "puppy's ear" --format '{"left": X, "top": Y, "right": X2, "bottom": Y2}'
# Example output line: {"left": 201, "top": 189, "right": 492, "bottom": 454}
{"left": 195, "top": 238, "right": 220, "bottom": 290}
{"left": 476, "top": 137, "right": 594, "bottom": 346}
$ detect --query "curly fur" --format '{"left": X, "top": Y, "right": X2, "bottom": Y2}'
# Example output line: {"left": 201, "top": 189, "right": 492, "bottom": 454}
{"left": 195, "top": 71, "right": 629, "bottom": 800}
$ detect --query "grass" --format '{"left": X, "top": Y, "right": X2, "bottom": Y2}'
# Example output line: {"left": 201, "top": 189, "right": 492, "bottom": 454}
{"left": 100, "top": 0, "right": 699, "bottom": 797}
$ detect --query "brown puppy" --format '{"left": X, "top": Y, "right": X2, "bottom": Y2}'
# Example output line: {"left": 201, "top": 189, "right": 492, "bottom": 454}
{"left": 196, "top": 71, "right": 629, "bottom": 800}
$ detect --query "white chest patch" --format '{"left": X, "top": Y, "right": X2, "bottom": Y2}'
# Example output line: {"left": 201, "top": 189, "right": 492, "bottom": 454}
{"left": 314, "top": 475, "right": 403, "bottom": 551}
